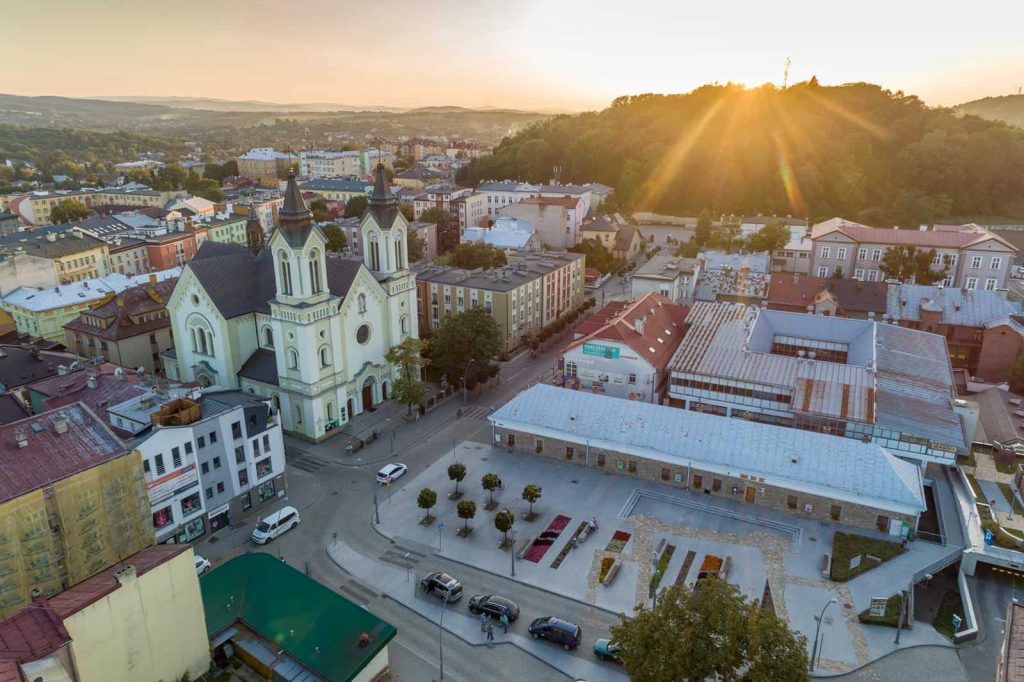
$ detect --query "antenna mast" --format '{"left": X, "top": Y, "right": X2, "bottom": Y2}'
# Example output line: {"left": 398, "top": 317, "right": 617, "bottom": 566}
{"left": 783, "top": 57, "right": 792, "bottom": 89}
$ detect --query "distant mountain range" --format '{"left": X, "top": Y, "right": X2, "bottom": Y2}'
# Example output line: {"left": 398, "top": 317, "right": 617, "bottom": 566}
{"left": 955, "top": 94, "right": 1024, "bottom": 129}
{"left": 87, "top": 96, "right": 557, "bottom": 116}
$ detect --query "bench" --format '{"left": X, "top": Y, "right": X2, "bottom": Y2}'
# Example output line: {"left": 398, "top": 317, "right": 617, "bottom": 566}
{"left": 654, "top": 538, "right": 667, "bottom": 557}
{"left": 514, "top": 536, "right": 533, "bottom": 560}
{"left": 602, "top": 562, "right": 621, "bottom": 586}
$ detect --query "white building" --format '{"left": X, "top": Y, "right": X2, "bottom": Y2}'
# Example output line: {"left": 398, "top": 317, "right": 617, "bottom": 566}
{"left": 631, "top": 254, "right": 701, "bottom": 303}
{"left": 738, "top": 218, "right": 811, "bottom": 274}
{"left": 476, "top": 181, "right": 539, "bottom": 218}
{"left": 299, "top": 150, "right": 363, "bottom": 178}
{"left": 164, "top": 167, "right": 419, "bottom": 442}
{"left": 462, "top": 217, "right": 540, "bottom": 251}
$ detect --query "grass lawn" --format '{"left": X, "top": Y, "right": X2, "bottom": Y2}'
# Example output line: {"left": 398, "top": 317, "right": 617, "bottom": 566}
{"left": 997, "top": 482, "right": 1024, "bottom": 514}
{"left": 858, "top": 591, "right": 907, "bottom": 627}
{"left": 830, "top": 531, "right": 905, "bottom": 582}
{"left": 963, "top": 450, "right": 978, "bottom": 468}
{"left": 965, "top": 473, "right": 984, "bottom": 500}
{"left": 933, "top": 589, "right": 966, "bottom": 640}
{"left": 994, "top": 454, "right": 1021, "bottom": 475}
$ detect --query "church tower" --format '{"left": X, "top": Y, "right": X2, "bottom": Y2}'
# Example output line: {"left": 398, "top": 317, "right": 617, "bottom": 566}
{"left": 361, "top": 163, "right": 407, "bottom": 279}
{"left": 245, "top": 202, "right": 265, "bottom": 256}
{"left": 270, "top": 172, "right": 328, "bottom": 306}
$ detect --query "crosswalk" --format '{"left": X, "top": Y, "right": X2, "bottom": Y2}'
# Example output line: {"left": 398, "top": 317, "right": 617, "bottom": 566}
{"left": 459, "top": 405, "right": 490, "bottom": 420}
{"left": 289, "top": 453, "right": 332, "bottom": 473}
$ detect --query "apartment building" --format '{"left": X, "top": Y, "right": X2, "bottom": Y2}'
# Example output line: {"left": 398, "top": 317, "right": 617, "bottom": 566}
{"left": 0, "top": 226, "right": 110, "bottom": 283}
{"left": 236, "top": 148, "right": 295, "bottom": 182}
{"left": 477, "top": 181, "right": 539, "bottom": 217}
{"left": 413, "top": 185, "right": 487, "bottom": 227}
{"left": 395, "top": 164, "right": 447, "bottom": 191}
{"left": 63, "top": 277, "right": 176, "bottom": 372}
{"left": 299, "top": 150, "right": 363, "bottom": 178}
{"left": 631, "top": 254, "right": 701, "bottom": 302}
{"left": 8, "top": 187, "right": 181, "bottom": 226}
{"left": 0, "top": 403, "right": 154, "bottom": 616}
{"left": 810, "top": 218, "right": 1018, "bottom": 290}
{"left": 108, "top": 236, "right": 150, "bottom": 275}
{"left": 194, "top": 212, "right": 249, "bottom": 245}
{"left": 415, "top": 250, "right": 585, "bottom": 351}
{"left": 498, "top": 195, "right": 585, "bottom": 249}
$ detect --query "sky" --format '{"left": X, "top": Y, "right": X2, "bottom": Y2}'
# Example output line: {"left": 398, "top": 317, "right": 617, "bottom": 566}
{"left": 2, "top": 0, "right": 1022, "bottom": 112}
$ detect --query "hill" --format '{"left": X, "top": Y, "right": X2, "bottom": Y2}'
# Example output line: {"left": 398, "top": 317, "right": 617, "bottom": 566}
{"left": 955, "top": 95, "right": 1024, "bottom": 129}
{"left": 470, "top": 82, "right": 1024, "bottom": 226}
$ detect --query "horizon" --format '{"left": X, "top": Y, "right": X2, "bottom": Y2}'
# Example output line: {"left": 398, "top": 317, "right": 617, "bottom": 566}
{"left": 3, "top": 1, "right": 1022, "bottom": 111}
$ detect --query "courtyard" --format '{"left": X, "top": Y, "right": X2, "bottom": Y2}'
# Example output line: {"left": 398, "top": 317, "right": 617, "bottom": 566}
{"left": 376, "top": 442, "right": 957, "bottom": 673}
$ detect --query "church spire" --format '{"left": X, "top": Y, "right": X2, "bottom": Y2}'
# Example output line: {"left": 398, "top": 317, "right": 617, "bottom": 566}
{"left": 245, "top": 203, "right": 265, "bottom": 256}
{"left": 278, "top": 172, "right": 313, "bottom": 247}
{"left": 366, "top": 163, "right": 399, "bottom": 229}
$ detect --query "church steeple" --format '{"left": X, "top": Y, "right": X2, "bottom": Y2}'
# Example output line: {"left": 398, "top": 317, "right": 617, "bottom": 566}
{"left": 245, "top": 203, "right": 265, "bottom": 256}
{"left": 278, "top": 172, "right": 313, "bottom": 247}
{"left": 366, "top": 163, "right": 398, "bottom": 229}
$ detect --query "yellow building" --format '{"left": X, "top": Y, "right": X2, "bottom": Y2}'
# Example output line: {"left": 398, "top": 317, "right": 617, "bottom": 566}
{"left": 0, "top": 403, "right": 154, "bottom": 617}
{"left": 237, "top": 147, "right": 294, "bottom": 182}
{"left": 194, "top": 212, "right": 248, "bottom": 244}
{"left": 0, "top": 226, "right": 110, "bottom": 284}
{"left": 11, "top": 188, "right": 181, "bottom": 226}
{"left": 0, "top": 545, "right": 209, "bottom": 682}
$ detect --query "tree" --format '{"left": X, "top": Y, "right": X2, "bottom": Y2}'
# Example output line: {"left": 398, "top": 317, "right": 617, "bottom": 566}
{"left": 430, "top": 306, "right": 502, "bottom": 382}
{"left": 570, "top": 238, "right": 623, "bottom": 274}
{"left": 310, "top": 199, "right": 331, "bottom": 223}
{"left": 417, "top": 488, "right": 437, "bottom": 523}
{"left": 522, "top": 484, "right": 542, "bottom": 516}
{"left": 448, "top": 462, "right": 467, "bottom": 496}
{"left": 321, "top": 223, "right": 348, "bottom": 252}
{"left": 183, "top": 172, "right": 224, "bottom": 202}
{"left": 400, "top": 203, "right": 415, "bottom": 221}
{"left": 385, "top": 338, "right": 427, "bottom": 416}
{"left": 203, "top": 159, "right": 238, "bottom": 183}
{"left": 494, "top": 508, "right": 515, "bottom": 545}
{"left": 610, "top": 579, "right": 808, "bottom": 682}
{"left": 420, "top": 207, "right": 456, "bottom": 254}
{"left": 448, "top": 242, "right": 507, "bottom": 269}
{"left": 407, "top": 228, "right": 426, "bottom": 262}
{"left": 879, "top": 245, "right": 946, "bottom": 284}
{"left": 50, "top": 199, "right": 90, "bottom": 224}
{"left": 457, "top": 499, "right": 477, "bottom": 533}
{"left": 694, "top": 209, "right": 713, "bottom": 246}
{"left": 344, "top": 195, "right": 368, "bottom": 218}
{"left": 482, "top": 473, "right": 501, "bottom": 506}
{"left": 744, "top": 219, "right": 791, "bottom": 254}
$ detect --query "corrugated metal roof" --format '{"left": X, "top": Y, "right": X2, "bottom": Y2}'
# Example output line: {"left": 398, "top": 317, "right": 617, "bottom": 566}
{"left": 887, "top": 284, "right": 1016, "bottom": 326}
{"left": 490, "top": 385, "right": 926, "bottom": 514}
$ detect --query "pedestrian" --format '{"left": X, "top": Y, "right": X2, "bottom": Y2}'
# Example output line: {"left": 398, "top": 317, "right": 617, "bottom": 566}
{"left": 486, "top": 623, "right": 494, "bottom": 641}
{"left": 479, "top": 612, "right": 488, "bottom": 631}
{"left": 500, "top": 612, "right": 509, "bottom": 633}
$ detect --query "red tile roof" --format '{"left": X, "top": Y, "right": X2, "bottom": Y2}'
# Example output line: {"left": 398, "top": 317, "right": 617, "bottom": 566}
{"left": 812, "top": 218, "right": 1014, "bottom": 250}
{"left": 63, "top": 280, "right": 176, "bottom": 342}
{"left": 572, "top": 300, "right": 629, "bottom": 337}
{"left": 0, "top": 600, "right": 69, "bottom": 663}
{"left": 25, "top": 364, "right": 150, "bottom": 418}
{"left": 0, "top": 403, "right": 130, "bottom": 504}
{"left": 564, "top": 292, "right": 689, "bottom": 372}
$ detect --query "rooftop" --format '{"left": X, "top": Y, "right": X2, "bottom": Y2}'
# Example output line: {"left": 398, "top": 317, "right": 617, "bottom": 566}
{"left": 462, "top": 217, "right": 536, "bottom": 249}
{"left": 299, "top": 178, "right": 371, "bottom": 193}
{"left": 972, "top": 387, "right": 1024, "bottom": 449}
{"left": 0, "top": 346, "right": 75, "bottom": 391}
{"left": 201, "top": 553, "right": 396, "bottom": 682}
{"left": 767, "top": 274, "right": 888, "bottom": 314}
{"left": 238, "top": 148, "right": 293, "bottom": 161}
{"left": 812, "top": 217, "right": 1016, "bottom": 252}
{"left": 491, "top": 385, "right": 926, "bottom": 515}
{"left": 63, "top": 278, "right": 176, "bottom": 341}
{"left": 635, "top": 253, "right": 700, "bottom": 280}
{"left": 2, "top": 268, "right": 180, "bottom": 312}
{"left": 518, "top": 195, "right": 582, "bottom": 210}
{"left": 26, "top": 364, "right": 153, "bottom": 418}
{"left": 886, "top": 283, "right": 1017, "bottom": 326}
{"left": 0, "top": 226, "right": 108, "bottom": 260}
{"left": 1002, "top": 601, "right": 1024, "bottom": 681}
{"left": 0, "top": 403, "right": 130, "bottom": 504}
{"left": 415, "top": 251, "right": 583, "bottom": 293}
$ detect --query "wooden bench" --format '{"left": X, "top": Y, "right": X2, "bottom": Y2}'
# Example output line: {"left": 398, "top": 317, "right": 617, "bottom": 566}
{"left": 602, "top": 562, "right": 621, "bottom": 586}
{"left": 514, "top": 536, "right": 533, "bottom": 559}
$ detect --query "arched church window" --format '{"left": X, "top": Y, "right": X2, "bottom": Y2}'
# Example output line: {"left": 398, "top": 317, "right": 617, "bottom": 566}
{"left": 319, "top": 345, "right": 331, "bottom": 367}
{"left": 287, "top": 348, "right": 299, "bottom": 369}
{"left": 400, "top": 314, "right": 409, "bottom": 335}
{"left": 263, "top": 326, "right": 274, "bottom": 348}
{"left": 309, "top": 248, "right": 323, "bottom": 294}
{"left": 369, "top": 234, "right": 380, "bottom": 271}
{"left": 394, "top": 235, "right": 403, "bottom": 269}
{"left": 278, "top": 250, "right": 293, "bottom": 296}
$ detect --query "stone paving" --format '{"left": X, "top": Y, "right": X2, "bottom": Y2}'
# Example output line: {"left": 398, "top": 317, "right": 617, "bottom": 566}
{"left": 374, "top": 442, "right": 958, "bottom": 673}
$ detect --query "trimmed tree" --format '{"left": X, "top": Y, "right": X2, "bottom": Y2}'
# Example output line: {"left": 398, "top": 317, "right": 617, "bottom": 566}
{"left": 448, "top": 462, "right": 467, "bottom": 498}
{"left": 321, "top": 223, "right": 348, "bottom": 252}
{"left": 343, "top": 195, "right": 368, "bottom": 218}
{"left": 482, "top": 473, "right": 501, "bottom": 508}
{"left": 494, "top": 508, "right": 515, "bottom": 546}
{"left": 50, "top": 198, "right": 90, "bottom": 224}
{"left": 457, "top": 499, "right": 477, "bottom": 535}
{"left": 522, "top": 484, "right": 542, "bottom": 519}
{"left": 417, "top": 488, "right": 437, "bottom": 523}
{"left": 385, "top": 338, "right": 427, "bottom": 416}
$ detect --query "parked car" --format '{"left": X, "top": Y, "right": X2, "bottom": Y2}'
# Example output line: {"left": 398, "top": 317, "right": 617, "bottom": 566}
{"left": 420, "top": 572, "right": 463, "bottom": 602}
{"left": 528, "top": 616, "right": 582, "bottom": 650}
{"left": 251, "top": 506, "right": 301, "bottom": 544}
{"left": 377, "top": 463, "right": 408, "bottom": 484}
{"left": 194, "top": 554, "right": 212, "bottom": 575}
{"left": 468, "top": 594, "right": 520, "bottom": 622}
{"left": 593, "top": 638, "right": 622, "bottom": 663}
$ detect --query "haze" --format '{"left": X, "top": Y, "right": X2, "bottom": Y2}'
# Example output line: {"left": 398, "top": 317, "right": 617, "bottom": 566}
{"left": 4, "top": 0, "right": 1022, "bottom": 111}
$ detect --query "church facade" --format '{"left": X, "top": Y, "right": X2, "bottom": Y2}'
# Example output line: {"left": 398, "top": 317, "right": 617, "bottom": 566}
{"left": 163, "top": 166, "right": 419, "bottom": 442}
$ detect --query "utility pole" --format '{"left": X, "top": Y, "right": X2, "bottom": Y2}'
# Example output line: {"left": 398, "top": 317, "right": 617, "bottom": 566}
{"left": 783, "top": 57, "right": 792, "bottom": 89}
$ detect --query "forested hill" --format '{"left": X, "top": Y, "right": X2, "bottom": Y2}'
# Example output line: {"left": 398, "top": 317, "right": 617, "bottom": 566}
{"left": 956, "top": 95, "right": 1024, "bottom": 130}
{"left": 470, "top": 82, "right": 1024, "bottom": 226}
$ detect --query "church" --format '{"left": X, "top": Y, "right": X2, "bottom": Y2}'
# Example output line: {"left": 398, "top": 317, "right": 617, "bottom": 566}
{"left": 164, "top": 164, "right": 419, "bottom": 442}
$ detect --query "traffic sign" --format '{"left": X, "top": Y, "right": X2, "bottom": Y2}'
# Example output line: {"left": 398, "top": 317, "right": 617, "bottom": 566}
{"left": 952, "top": 614, "right": 962, "bottom": 630}
{"left": 985, "top": 528, "right": 995, "bottom": 545}
{"left": 438, "top": 523, "right": 444, "bottom": 532}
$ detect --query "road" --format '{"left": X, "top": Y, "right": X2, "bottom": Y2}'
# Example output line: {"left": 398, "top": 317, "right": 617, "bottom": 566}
{"left": 197, "top": 338, "right": 624, "bottom": 681}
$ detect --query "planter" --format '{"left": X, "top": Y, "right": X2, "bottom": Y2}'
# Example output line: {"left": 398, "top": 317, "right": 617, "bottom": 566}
{"left": 448, "top": 491, "right": 464, "bottom": 501}
{"left": 457, "top": 527, "right": 474, "bottom": 538}
{"left": 419, "top": 515, "right": 435, "bottom": 526}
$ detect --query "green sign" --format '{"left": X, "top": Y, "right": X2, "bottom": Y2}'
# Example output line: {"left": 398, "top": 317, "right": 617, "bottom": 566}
{"left": 582, "top": 342, "right": 620, "bottom": 359}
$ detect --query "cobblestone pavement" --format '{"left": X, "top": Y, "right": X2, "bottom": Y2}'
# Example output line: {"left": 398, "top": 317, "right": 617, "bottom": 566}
{"left": 820, "top": 645, "right": 968, "bottom": 682}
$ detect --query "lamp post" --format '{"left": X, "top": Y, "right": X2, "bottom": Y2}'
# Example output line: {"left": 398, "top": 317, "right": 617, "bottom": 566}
{"left": 439, "top": 593, "right": 450, "bottom": 680}
{"left": 511, "top": 526, "right": 517, "bottom": 577}
{"left": 809, "top": 598, "right": 837, "bottom": 671}
{"left": 462, "top": 358, "right": 477, "bottom": 405}
{"left": 894, "top": 592, "right": 906, "bottom": 645}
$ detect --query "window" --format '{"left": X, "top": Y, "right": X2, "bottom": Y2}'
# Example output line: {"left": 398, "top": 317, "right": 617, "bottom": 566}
{"left": 278, "top": 251, "right": 292, "bottom": 295}
{"left": 966, "top": 277, "right": 978, "bottom": 290}
{"left": 263, "top": 434, "right": 270, "bottom": 451}
{"left": 216, "top": 482, "right": 225, "bottom": 494}
{"left": 287, "top": 348, "right": 299, "bottom": 369}
{"left": 787, "top": 495, "right": 798, "bottom": 509}
{"left": 944, "top": 254, "right": 958, "bottom": 267}
{"left": 830, "top": 505, "right": 842, "bottom": 521}
{"left": 616, "top": 459, "right": 625, "bottom": 470}
{"left": 238, "top": 469, "right": 249, "bottom": 487}
{"left": 661, "top": 467, "right": 670, "bottom": 481}
{"left": 235, "top": 446, "right": 246, "bottom": 464}
{"left": 854, "top": 268, "right": 865, "bottom": 279}
{"left": 820, "top": 246, "right": 831, "bottom": 259}
{"left": 241, "top": 492, "right": 252, "bottom": 511}
{"left": 152, "top": 505, "right": 173, "bottom": 529}
{"left": 816, "top": 267, "right": 828, "bottom": 277}
{"left": 867, "top": 270, "right": 879, "bottom": 282}
{"left": 231, "top": 422, "right": 242, "bottom": 439}
{"left": 712, "top": 479, "right": 722, "bottom": 492}
{"left": 932, "top": 252, "right": 942, "bottom": 265}
{"left": 985, "top": 278, "right": 998, "bottom": 291}
{"left": 319, "top": 345, "right": 330, "bottom": 367}
{"left": 597, "top": 452, "right": 605, "bottom": 467}
{"left": 210, "top": 431, "right": 217, "bottom": 444}
{"left": 256, "top": 457, "right": 273, "bottom": 478}
{"left": 358, "top": 293, "right": 367, "bottom": 313}
{"left": 628, "top": 460, "right": 637, "bottom": 473}
{"left": 205, "top": 487, "right": 213, "bottom": 499}
{"left": 171, "top": 447, "right": 181, "bottom": 468}
{"left": 692, "top": 474, "right": 703, "bottom": 489}
{"left": 181, "top": 492, "right": 201, "bottom": 517}
{"left": 263, "top": 327, "right": 274, "bottom": 348}
{"left": 857, "top": 247, "right": 867, "bottom": 260}
{"left": 971, "top": 255, "right": 983, "bottom": 269}
{"left": 872, "top": 248, "right": 882, "bottom": 261}
{"left": 565, "top": 361, "right": 577, "bottom": 377}
{"left": 356, "top": 324, "right": 371, "bottom": 344}
{"left": 836, "top": 247, "right": 847, "bottom": 260}
{"left": 565, "top": 446, "right": 574, "bottom": 460}
{"left": 309, "top": 249, "right": 323, "bottom": 294}
{"left": 628, "top": 373, "right": 637, "bottom": 385}
{"left": 201, "top": 462, "right": 209, "bottom": 474}
{"left": 184, "top": 442, "right": 193, "bottom": 455}
{"left": 213, "top": 456, "right": 221, "bottom": 469}
{"left": 154, "top": 454, "right": 165, "bottom": 476}
{"left": 991, "top": 257, "right": 1003, "bottom": 270}
{"left": 259, "top": 480, "right": 276, "bottom": 501}
{"left": 252, "top": 438, "right": 261, "bottom": 457}
{"left": 143, "top": 459, "right": 150, "bottom": 474}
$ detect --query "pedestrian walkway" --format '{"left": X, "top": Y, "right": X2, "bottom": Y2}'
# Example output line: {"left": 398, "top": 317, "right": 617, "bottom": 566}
{"left": 339, "top": 399, "right": 406, "bottom": 442}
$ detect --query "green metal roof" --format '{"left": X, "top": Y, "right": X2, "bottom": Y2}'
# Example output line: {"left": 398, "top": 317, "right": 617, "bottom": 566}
{"left": 200, "top": 553, "right": 396, "bottom": 681}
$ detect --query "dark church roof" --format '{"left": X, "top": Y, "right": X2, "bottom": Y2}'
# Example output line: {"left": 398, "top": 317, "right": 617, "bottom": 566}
{"left": 186, "top": 242, "right": 363, "bottom": 319}
{"left": 279, "top": 173, "right": 314, "bottom": 247}
{"left": 246, "top": 203, "right": 265, "bottom": 256}
{"left": 367, "top": 163, "right": 400, "bottom": 230}
{"left": 237, "top": 348, "right": 279, "bottom": 386}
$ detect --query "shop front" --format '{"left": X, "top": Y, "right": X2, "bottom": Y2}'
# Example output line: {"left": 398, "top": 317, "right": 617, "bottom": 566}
{"left": 208, "top": 503, "right": 231, "bottom": 533}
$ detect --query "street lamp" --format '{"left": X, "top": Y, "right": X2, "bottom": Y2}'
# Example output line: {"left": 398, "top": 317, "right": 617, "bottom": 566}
{"left": 462, "top": 359, "right": 477, "bottom": 405}
{"left": 438, "top": 593, "right": 450, "bottom": 680}
{"left": 511, "top": 527, "right": 517, "bottom": 577}
{"left": 809, "top": 598, "right": 837, "bottom": 671}
{"left": 894, "top": 592, "right": 906, "bottom": 645}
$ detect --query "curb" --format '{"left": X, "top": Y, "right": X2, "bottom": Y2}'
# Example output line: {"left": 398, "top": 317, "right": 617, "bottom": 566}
{"left": 810, "top": 643, "right": 958, "bottom": 679}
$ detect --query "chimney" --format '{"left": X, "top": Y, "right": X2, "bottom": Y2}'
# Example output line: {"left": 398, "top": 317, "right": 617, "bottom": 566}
{"left": 634, "top": 316, "right": 646, "bottom": 335}
{"left": 149, "top": 273, "right": 157, "bottom": 284}
{"left": 115, "top": 565, "right": 137, "bottom": 585}
{"left": 52, "top": 415, "right": 68, "bottom": 434}
{"left": 45, "top": 232, "right": 56, "bottom": 242}
{"left": 86, "top": 376, "right": 98, "bottom": 389}
{"left": 14, "top": 430, "right": 27, "bottom": 448}
{"left": 57, "top": 364, "right": 69, "bottom": 375}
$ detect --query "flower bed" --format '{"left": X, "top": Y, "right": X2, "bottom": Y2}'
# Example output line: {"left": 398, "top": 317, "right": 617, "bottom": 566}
{"left": 523, "top": 514, "right": 572, "bottom": 563}
{"left": 598, "top": 556, "right": 615, "bottom": 582}
{"left": 605, "top": 530, "right": 632, "bottom": 553}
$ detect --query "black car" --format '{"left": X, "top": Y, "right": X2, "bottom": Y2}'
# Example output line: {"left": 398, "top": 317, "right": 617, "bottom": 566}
{"left": 419, "top": 572, "right": 463, "bottom": 602}
{"left": 468, "top": 594, "right": 520, "bottom": 622}
{"left": 528, "top": 616, "right": 582, "bottom": 650}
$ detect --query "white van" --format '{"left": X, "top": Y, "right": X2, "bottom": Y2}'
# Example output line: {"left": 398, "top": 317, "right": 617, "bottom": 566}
{"left": 251, "top": 506, "right": 300, "bottom": 544}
